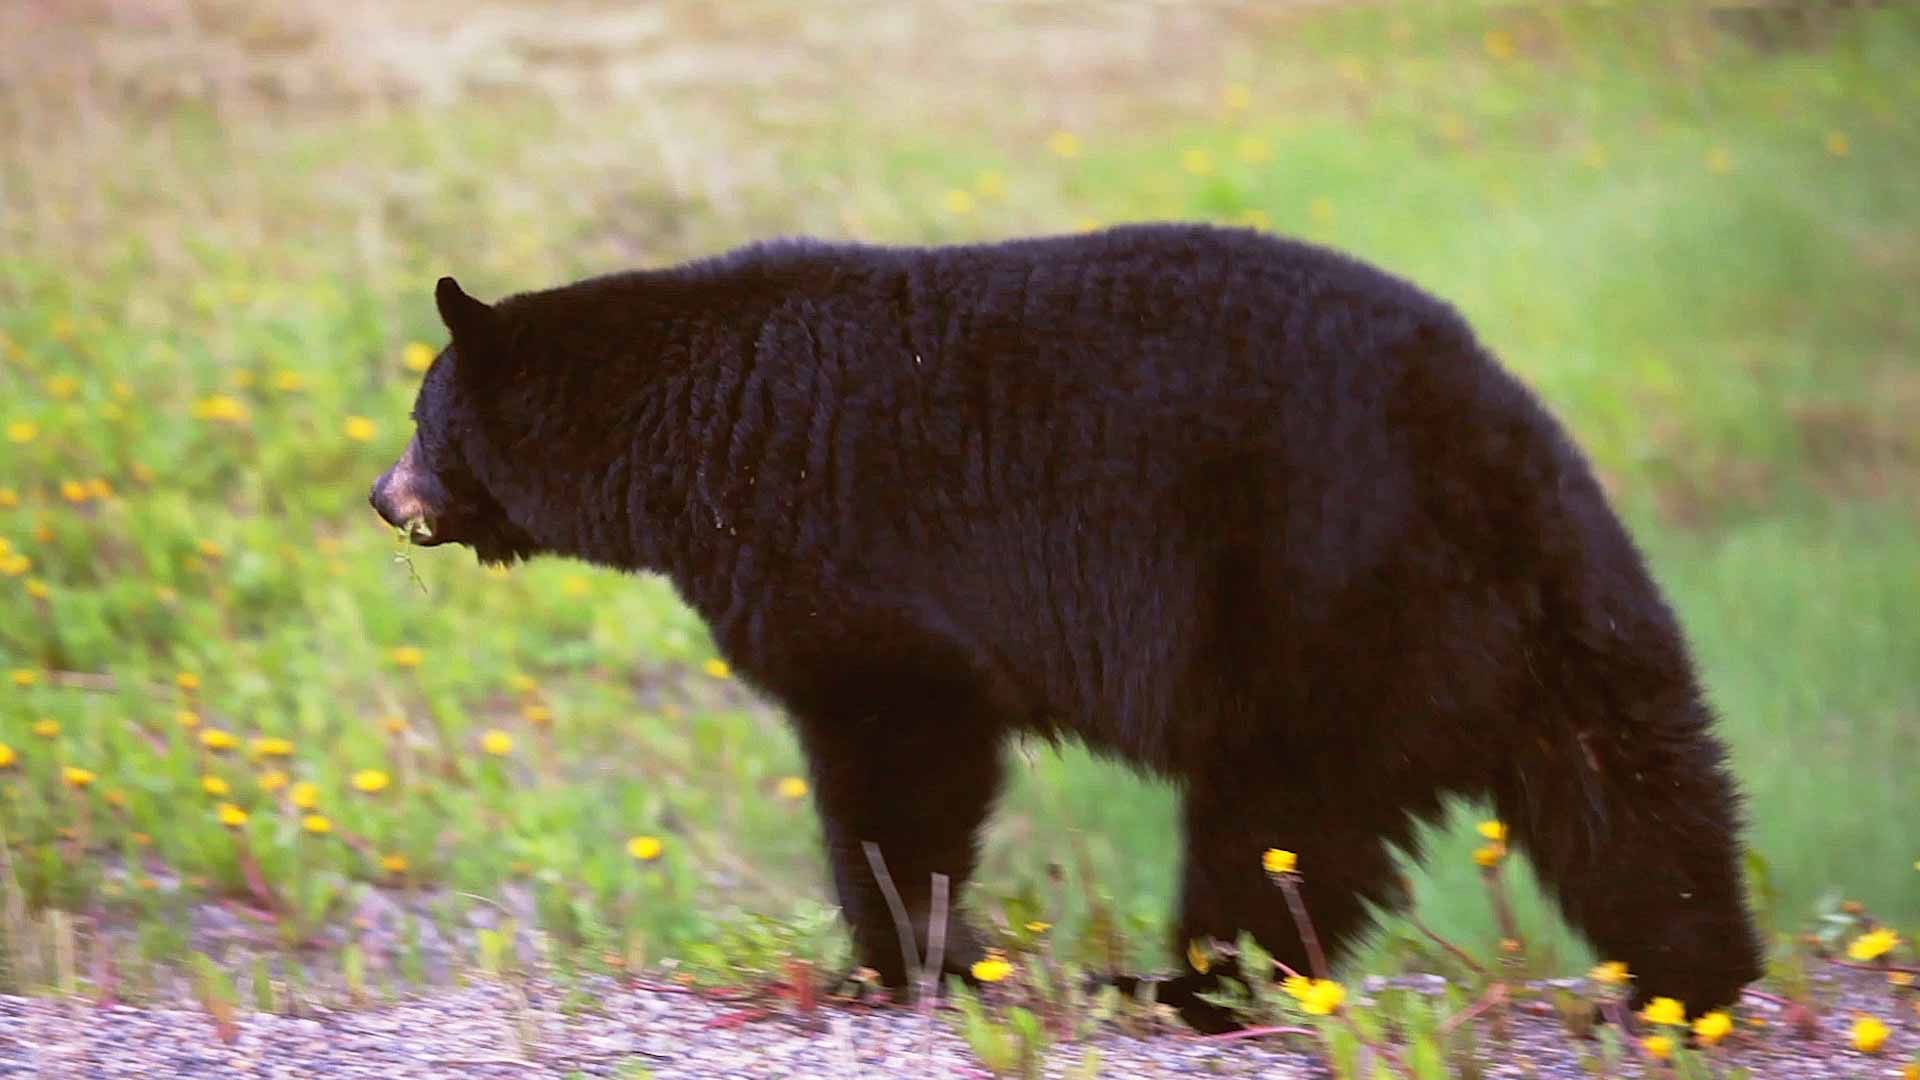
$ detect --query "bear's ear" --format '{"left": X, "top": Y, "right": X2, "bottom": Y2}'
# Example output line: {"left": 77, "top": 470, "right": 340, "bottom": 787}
{"left": 435, "top": 276, "right": 496, "bottom": 343}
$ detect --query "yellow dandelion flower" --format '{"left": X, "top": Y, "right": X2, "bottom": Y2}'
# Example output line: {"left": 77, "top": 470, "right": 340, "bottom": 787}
{"left": 104, "top": 789, "right": 126, "bottom": 808}
{"left": 271, "top": 371, "right": 306, "bottom": 393}
{"left": 1692, "top": 1010, "right": 1732, "bottom": 1046}
{"left": 507, "top": 673, "right": 538, "bottom": 693}
{"left": 46, "top": 375, "right": 80, "bottom": 399}
{"left": 216, "top": 802, "right": 248, "bottom": 828}
{"left": 200, "top": 728, "right": 238, "bottom": 751}
{"left": 973, "top": 170, "right": 1006, "bottom": 200}
{"left": 1180, "top": 147, "right": 1214, "bottom": 176}
{"left": 290, "top": 781, "right": 320, "bottom": 809}
{"left": 521, "top": 703, "right": 552, "bottom": 725}
{"left": 562, "top": 575, "right": 591, "bottom": 598}
{"left": 1643, "top": 1035, "right": 1674, "bottom": 1061}
{"left": 1262, "top": 848, "right": 1297, "bottom": 875}
{"left": 1641, "top": 997, "right": 1686, "bottom": 1026}
{"left": 1045, "top": 131, "right": 1081, "bottom": 159}
{"left": 344, "top": 416, "right": 377, "bottom": 442}
{"left": 63, "top": 765, "right": 96, "bottom": 788}
{"left": 201, "top": 774, "right": 230, "bottom": 797}
{"left": 481, "top": 729, "right": 513, "bottom": 756}
{"left": 60, "top": 480, "right": 89, "bottom": 504}
{"left": 1187, "top": 939, "right": 1212, "bottom": 974}
{"left": 1477, "top": 820, "right": 1508, "bottom": 843}
{"left": 1826, "top": 131, "right": 1850, "bottom": 157}
{"left": 302, "top": 814, "right": 333, "bottom": 835}
{"left": 176, "top": 710, "right": 201, "bottom": 729}
{"left": 1, "top": 553, "right": 31, "bottom": 577}
{"left": 351, "top": 769, "right": 391, "bottom": 794}
{"left": 86, "top": 478, "right": 113, "bottom": 500}
{"left": 703, "top": 657, "right": 732, "bottom": 679}
{"left": 1297, "top": 979, "right": 1346, "bottom": 1016}
{"left": 258, "top": 769, "right": 289, "bottom": 793}
{"left": 381, "top": 852, "right": 411, "bottom": 873}
{"left": 10, "top": 669, "right": 39, "bottom": 687}
{"left": 0, "top": 742, "right": 16, "bottom": 768}
{"left": 1848, "top": 928, "right": 1900, "bottom": 961}
{"left": 191, "top": 395, "right": 249, "bottom": 423}
{"left": 32, "top": 718, "right": 59, "bottom": 738}
{"left": 1588, "top": 960, "right": 1631, "bottom": 985}
{"left": 6, "top": 420, "right": 39, "bottom": 444}
{"left": 776, "top": 775, "right": 809, "bottom": 799}
{"left": 627, "top": 835, "right": 664, "bottom": 861}
{"left": 0, "top": 488, "right": 17, "bottom": 507}
{"left": 389, "top": 645, "right": 423, "bottom": 668}
{"left": 1850, "top": 1014, "right": 1889, "bottom": 1053}
{"left": 402, "top": 342, "right": 436, "bottom": 372}
{"left": 971, "top": 955, "right": 1015, "bottom": 983}
{"left": 1474, "top": 844, "right": 1507, "bottom": 868}
{"left": 195, "top": 541, "right": 223, "bottom": 560}
{"left": 1025, "top": 920, "right": 1052, "bottom": 934}
{"left": 1483, "top": 29, "right": 1517, "bottom": 61}
{"left": 1706, "top": 147, "right": 1733, "bottom": 175}
{"left": 1235, "top": 135, "right": 1272, "bottom": 164}
{"left": 25, "top": 578, "right": 50, "bottom": 599}
{"left": 251, "top": 736, "right": 294, "bottom": 758}
{"left": 176, "top": 671, "right": 202, "bottom": 690}
{"left": 941, "top": 189, "right": 976, "bottom": 215}
{"left": 1221, "top": 82, "right": 1251, "bottom": 111}
{"left": 1890, "top": 971, "right": 1914, "bottom": 988}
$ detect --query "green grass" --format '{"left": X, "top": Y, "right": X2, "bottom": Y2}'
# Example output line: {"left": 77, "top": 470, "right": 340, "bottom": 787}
{"left": 1, "top": 1, "right": 1917, "bottom": 996}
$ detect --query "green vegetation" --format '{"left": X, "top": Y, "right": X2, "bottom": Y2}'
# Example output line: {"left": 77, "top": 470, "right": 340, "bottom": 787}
{"left": 1, "top": 0, "right": 1915, "bottom": 1027}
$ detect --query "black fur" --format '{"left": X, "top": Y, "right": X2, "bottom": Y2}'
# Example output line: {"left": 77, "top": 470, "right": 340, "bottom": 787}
{"left": 374, "top": 223, "right": 1762, "bottom": 1029}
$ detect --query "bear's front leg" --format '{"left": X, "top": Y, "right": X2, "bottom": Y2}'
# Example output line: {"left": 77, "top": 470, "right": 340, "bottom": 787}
{"left": 796, "top": 711, "right": 1004, "bottom": 997}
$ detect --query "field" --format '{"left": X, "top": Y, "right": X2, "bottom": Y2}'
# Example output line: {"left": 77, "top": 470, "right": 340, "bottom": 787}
{"left": 1, "top": 0, "right": 1916, "bottom": 1062}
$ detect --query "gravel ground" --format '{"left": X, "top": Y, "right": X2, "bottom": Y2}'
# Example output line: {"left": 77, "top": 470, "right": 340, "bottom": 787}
{"left": 2, "top": 967, "right": 1913, "bottom": 1078}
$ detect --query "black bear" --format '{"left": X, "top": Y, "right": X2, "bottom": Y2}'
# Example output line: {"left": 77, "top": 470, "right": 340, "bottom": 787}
{"left": 370, "top": 223, "right": 1761, "bottom": 1030}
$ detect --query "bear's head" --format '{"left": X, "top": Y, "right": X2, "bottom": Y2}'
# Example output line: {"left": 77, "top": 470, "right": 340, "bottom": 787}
{"left": 369, "top": 277, "right": 543, "bottom": 566}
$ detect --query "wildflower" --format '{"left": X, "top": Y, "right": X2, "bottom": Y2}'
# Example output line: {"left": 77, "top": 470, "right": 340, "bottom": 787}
{"left": 627, "top": 835, "right": 664, "bottom": 861}
{"left": 0, "top": 742, "right": 15, "bottom": 767}
{"left": 6, "top": 420, "right": 38, "bottom": 444}
{"left": 302, "top": 814, "right": 333, "bottom": 835}
{"left": 1500, "top": 938, "right": 1523, "bottom": 954}
{"left": 1187, "top": 939, "right": 1212, "bottom": 974}
{"left": 290, "top": 781, "right": 320, "bottom": 809}
{"left": 258, "top": 769, "right": 288, "bottom": 793}
{"left": 521, "top": 704, "right": 552, "bottom": 725}
{"left": 61, "top": 480, "right": 89, "bottom": 503}
{"left": 1262, "top": 848, "right": 1297, "bottom": 875}
{"left": 562, "top": 575, "right": 591, "bottom": 597}
{"left": 104, "top": 789, "right": 127, "bottom": 808}
{"left": 973, "top": 170, "right": 1006, "bottom": 200}
{"left": 402, "top": 342, "right": 436, "bottom": 372}
{"left": 481, "top": 729, "right": 513, "bottom": 756}
{"left": 1024, "top": 920, "right": 1051, "bottom": 934}
{"left": 251, "top": 736, "right": 294, "bottom": 758}
{"left": 390, "top": 645, "right": 423, "bottom": 668}
{"left": 200, "top": 728, "right": 238, "bottom": 751}
{"left": 271, "top": 371, "right": 306, "bottom": 392}
{"left": 10, "top": 669, "right": 39, "bottom": 687}
{"left": 191, "top": 395, "right": 249, "bottom": 423}
{"left": 176, "top": 671, "right": 201, "bottom": 690}
{"left": 351, "top": 769, "right": 391, "bottom": 794}
{"left": 25, "top": 579, "right": 50, "bottom": 599}
{"left": 0, "top": 488, "right": 16, "bottom": 507}
{"left": 1693, "top": 1010, "right": 1733, "bottom": 1046}
{"left": 176, "top": 710, "right": 201, "bottom": 729}
{"left": 1220, "top": 82, "right": 1251, "bottom": 111}
{"left": 1235, "top": 135, "right": 1271, "bottom": 164}
{"left": 507, "top": 673, "right": 538, "bottom": 693}
{"left": 381, "top": 714, "right": 407, "bottom": 734}
{"left": 1045, "top": 131, "right": 1080, "bottom": 159}
{"left": 32, "top": 718, "right": 59, "bottom": 738}
{"left": 0, "top": 553, "right": 31, "bottom": 576}
{"left": 1642, "top": 1035, "right": 1674, "bottom": 1061}
{"left": 1474, "top": 844, "right": 1507, "bottom": 868}
{"left": 196, "top": 540, "right": 223, "bottom": 560}
{"left": 344, "top": 416, "right": 377, "bottom": 442}
{"left": 1847, "top": 928, "right": 1899, "bottom": 962}
{"left": 971, "top": 954, "right": 1015, "bottom": 983}
{"left": 941, "top": 189, "right": 975, "bottom": 215}
{"left": 217, "top": 803, "right": 248, "bottom": 828}
{"left": 1295, "top": 978, "right": 1346, "bottom": 1016}
{"left": 63, "top": 766, "right": 96, "bottom": 788}
{"left": 1890, "top": 971, "right": 1914, "bottom": 988}
{"left": 1180, "top": 148, "right": 1214, "bottom": 176}
{"left": 1588, "top": 960, "right": 1631, "bottom": 986}
{"left": 1483, "top": 29, "right": 1517, "bottom": 61}
{"left": 1850, "top": 1014, "right": 1889, "bottom": 1053}
{"left": 776, "top": 775, "right": 809, "bottom": 799}
{"left": 703, "top": 658, "right": 731, "bottom": 679}
{"left": 86, "top": 478, "right": 113, "bottom": 500}
{"left": 1477, "top": 820, "right": 1508, "bottom": 843}
{"left": 381, "top": 853, "right": 410, "bottom": 873}
{"left": 202, "top": 775, "right": 231, "bottom": 796}
{"left": 1641, "top": 997, "right": 1686, "bottom": 1026}
{"left": 1826, "top": 131, "right": 1850, "bottom": 157}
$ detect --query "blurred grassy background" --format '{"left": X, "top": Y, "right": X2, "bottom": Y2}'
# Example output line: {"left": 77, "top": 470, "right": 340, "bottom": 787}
{"left": 1, "top": 0, "right": 1916, "bottom": 994}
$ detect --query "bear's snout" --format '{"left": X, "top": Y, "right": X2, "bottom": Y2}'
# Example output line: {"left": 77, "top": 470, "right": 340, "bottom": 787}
{"left": 369, "top": 437, "right": 441, "bottom": 542}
